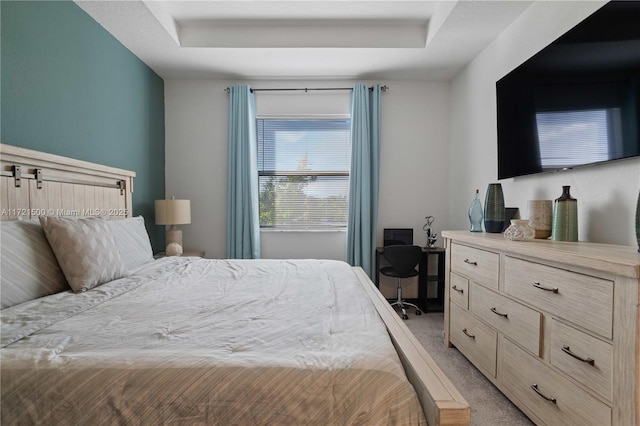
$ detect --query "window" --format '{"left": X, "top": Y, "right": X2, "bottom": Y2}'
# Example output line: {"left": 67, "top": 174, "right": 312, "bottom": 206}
{"left": 257, "top": 117, "right": 351, "bottom": 229}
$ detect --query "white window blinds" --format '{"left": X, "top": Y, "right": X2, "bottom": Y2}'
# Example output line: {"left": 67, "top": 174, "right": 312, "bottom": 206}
{"left": 257, "top": 117, "right": 351, "bottom": 229}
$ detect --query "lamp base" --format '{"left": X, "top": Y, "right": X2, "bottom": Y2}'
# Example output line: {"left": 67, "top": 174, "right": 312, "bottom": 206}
{"left": 166, "top": 242, "right": 183, "bottom": 256}
{"left": 166, "top": 225, "right": 183, "bottom": 247}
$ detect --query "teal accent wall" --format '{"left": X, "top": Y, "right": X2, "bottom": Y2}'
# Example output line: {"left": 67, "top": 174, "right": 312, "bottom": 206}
{"left": 1, "top": 1, "right": 165, "bottom": 251}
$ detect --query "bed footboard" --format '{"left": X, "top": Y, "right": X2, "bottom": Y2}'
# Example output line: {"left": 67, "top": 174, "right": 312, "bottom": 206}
{"left": 353, "top": 267, "right": 470, "bottom": 426}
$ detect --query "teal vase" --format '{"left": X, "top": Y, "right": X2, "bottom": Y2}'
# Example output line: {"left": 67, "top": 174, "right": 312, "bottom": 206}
{"left": 469, "top": 189, "right": 483, "bottom": 232}
{"left": 636, "top": 190, "right": 640, "bottom": 253}
{"left": 484, "top": 183, "right": 505, "bottom": 233}
{"left": 551, "top": 186, "right": 578, "bottom": 242}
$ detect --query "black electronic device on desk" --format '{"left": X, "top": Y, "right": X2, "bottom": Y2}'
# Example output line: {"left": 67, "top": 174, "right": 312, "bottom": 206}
{"left": 383, "top": 228, "right": 413, "bottom": 246}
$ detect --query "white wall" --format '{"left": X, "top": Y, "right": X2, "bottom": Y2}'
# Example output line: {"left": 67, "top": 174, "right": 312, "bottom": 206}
{"left": 165, "top": 79, "right": 452, "bottom": 282}
{"left": 449, "top": 1, "right": 640, "bottom": 246}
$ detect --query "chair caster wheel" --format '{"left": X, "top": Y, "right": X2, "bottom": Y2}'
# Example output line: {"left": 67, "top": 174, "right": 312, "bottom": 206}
{"left": 402, "top": 314, "right": 409, "bottom": 320}
{"left": 416, "top": 310, "right": 422, "bottom": 315}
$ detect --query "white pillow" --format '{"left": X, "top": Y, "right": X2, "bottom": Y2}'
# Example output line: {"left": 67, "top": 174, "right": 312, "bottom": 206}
{"left": 0, "top": 220, "right": 68, "bottom": 308}
{"left": 109, "top": 216, "right": 154, "bottom": 270}
{"left": 39, "top": 216, "right": 129, "bottom": 293}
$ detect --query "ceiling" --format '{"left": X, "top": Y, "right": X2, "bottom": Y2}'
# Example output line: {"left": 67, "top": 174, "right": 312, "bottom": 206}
{"left": 75, "top": 0, "right": 534, "bottom": 81}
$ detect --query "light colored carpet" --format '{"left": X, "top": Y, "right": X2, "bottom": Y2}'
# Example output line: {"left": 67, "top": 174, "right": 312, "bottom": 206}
{"left": 402, "top": 311, "right": 534, "bottom": 426}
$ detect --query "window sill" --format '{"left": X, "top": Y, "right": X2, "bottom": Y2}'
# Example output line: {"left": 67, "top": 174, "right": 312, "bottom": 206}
{"left": 260, "top": 228, "right": 347, "bottom": 233}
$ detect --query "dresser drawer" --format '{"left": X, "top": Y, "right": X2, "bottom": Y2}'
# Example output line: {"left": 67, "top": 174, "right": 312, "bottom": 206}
{"left": 450, "top": 303, "right": 497, "bottom": 377}
{"left": 449, "top": 272, "right": 469, "bottom": 310}
{"left": 503, "top": 256, "right": 613, "bottom": 339}
{"left": 470, "top": 283, "right": 541, "bottom": 356}
{"left": 550, "top": 319, "right": 612, "bottom": 402}
{"left": 451, "top": 243, "right": 499, "bottom": 290}
{"left": 499, "top": 336, "right": 611, "bottom": 426}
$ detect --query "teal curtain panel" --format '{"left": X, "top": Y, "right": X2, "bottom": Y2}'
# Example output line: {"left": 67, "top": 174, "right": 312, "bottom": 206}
{"left": 346, "top": 84, "right": 381, "bottom": 278}
{"left": 226, "top": 85, "right": 261, "bottom": 259}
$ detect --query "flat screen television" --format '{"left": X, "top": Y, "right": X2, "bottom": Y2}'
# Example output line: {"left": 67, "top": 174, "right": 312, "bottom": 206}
{"left": 496, "top": 0, "right": 640, "bottom": 180}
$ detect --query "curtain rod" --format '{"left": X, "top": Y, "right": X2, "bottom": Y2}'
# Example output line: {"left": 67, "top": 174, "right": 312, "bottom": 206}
{"left": 224, "top": 85, "right": 388, "bottom": 94}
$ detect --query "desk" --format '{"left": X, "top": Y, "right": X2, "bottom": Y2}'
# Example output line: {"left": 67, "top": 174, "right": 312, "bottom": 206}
{"left": 375, "top": 246, "right": 446, "bottom": 312}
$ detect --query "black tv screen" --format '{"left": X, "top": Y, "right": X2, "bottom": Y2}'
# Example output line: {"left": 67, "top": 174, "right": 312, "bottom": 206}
{"left": 496, "top": 0, "right": 640, "bottom": 180}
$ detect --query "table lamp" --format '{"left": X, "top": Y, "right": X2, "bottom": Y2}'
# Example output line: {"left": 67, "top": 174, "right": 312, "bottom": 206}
{"left": 155, "top": 197, "right": 191, "bottom": 251}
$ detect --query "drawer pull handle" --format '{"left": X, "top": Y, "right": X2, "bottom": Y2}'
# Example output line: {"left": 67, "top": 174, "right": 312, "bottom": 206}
{"left": 530, "top": 383, "right": 557, "bottom": 404}
{"left": 490, "top": 307, "right": 508, "bottom": 318}
{"left": 532, "top": 282, "right": 559, "bottom": 293}
{"left": 462, "top": 328, "right": 476, "bottom": 339}
{"left": 452, "top": 285, "right": 464, "bottom": 294}
{"left": 562, "top": 345, "right": 595, "bottom": 366}
{"left": 463, "top": 259, "right": 478, "bottom": 266}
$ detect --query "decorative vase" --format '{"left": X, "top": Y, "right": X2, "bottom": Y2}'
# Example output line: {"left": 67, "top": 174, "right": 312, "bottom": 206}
{"left": 551, "top": 186, "right": 578, "bottom": 242}
{"left": 636, "top": 190, "right": 640, "bottom": 253}
{"left": 484, "top": 183, "right": 505, "bottom": 233}
{"left": 503, "top": 219, "right": 536, "bottom": 241}
{"left": 469, "top": 189, "right": 483, "bottom": 232}
{"left": 527, "top": 200, "right": 552, "bottom": 239}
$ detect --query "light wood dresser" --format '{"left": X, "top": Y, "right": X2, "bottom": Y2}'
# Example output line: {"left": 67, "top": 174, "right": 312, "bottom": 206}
{"left": 442, "top": 231, "right": 639, "bottom": 426}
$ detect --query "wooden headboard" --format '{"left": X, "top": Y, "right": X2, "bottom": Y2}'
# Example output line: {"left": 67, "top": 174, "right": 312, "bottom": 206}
{"left": 0, "top": 144, "right": 135, "bottom": 221}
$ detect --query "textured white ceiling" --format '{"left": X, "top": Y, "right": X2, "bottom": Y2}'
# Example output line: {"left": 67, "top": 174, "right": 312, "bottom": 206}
{"left": 75, "top": 0, "right": 533, "bottom": 80}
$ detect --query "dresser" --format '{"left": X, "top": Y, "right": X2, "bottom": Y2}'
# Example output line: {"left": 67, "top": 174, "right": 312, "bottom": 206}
{"left": 442, "top": 231, "right": 639, "bottom": 426}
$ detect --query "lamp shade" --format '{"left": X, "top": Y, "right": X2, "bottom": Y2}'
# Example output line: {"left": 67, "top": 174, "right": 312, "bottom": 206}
{"left": 155, "top": 199, "right": 191, "bottom": 225}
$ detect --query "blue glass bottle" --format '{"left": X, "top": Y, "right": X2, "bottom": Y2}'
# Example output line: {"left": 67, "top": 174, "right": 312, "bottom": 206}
{"left": 469, "top": 189, "right": 483, "bottom": 232}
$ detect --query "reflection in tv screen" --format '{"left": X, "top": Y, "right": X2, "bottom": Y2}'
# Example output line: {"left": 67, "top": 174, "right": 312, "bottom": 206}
{"left": 536, "top": 108, "right": 622, "bottom": 170}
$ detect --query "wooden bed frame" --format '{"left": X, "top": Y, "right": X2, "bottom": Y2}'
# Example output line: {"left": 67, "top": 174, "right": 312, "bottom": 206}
{"left": 354, "top": 268, "right": 470, "bottom": 426}
{"left": 0, "top": 144, "right": 134, "bottom": 221}
{"left": 0, "top": 143, "right": 470, "bottom": 426}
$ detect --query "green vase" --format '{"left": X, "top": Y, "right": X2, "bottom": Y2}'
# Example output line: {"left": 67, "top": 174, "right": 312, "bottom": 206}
{"left": 551, "top": 186, "right": 578, "bottom": 242}
{"left": 636, "top": 190, "right": 640, "bottom": 253}
{"left": 484, "top": 183, "right": 505, "bottom": 233}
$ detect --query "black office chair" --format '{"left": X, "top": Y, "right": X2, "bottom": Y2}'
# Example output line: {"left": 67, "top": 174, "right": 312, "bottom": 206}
{"left": 380, "top": 245, "right": 423, "bottom": 320}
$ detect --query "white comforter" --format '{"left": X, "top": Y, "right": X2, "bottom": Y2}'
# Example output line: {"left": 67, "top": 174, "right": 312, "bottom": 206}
{"left": 1, "top": 257, "right": 426, "bottom": 425}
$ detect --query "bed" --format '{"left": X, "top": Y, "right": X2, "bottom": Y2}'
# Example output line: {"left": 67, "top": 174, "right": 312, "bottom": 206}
{"left": 0, "top": 144, "right": 470, "bottom": 425}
